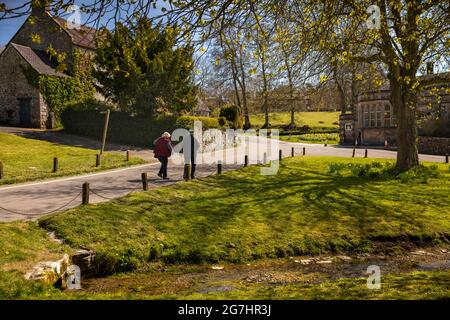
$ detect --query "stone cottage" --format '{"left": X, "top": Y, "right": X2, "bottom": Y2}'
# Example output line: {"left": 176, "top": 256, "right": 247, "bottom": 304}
{"left": 339, "top": 69, "right": 450, "bottom": 153}
{"left": 0, "top": 4, "right": 96, "bottom": 128}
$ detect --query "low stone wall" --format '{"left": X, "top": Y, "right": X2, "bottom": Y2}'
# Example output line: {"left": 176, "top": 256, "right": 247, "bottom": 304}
{"left": 418, "top": 136, "right": 450, "bottom": 155}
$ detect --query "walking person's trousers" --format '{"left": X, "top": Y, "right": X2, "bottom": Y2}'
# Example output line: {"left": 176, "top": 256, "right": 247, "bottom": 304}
{"left": 157, "top": 156, "right": 168, "bottom": 178}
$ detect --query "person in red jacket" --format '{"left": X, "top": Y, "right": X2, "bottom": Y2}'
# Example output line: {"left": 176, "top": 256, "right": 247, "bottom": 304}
{"left": 153, "top": 132, "right": 173, "bottom": 179}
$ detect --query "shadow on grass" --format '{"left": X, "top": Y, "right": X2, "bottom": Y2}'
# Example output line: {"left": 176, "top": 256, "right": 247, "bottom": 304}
{"left": 40, "top": 159, "right": 450, "bottom": 273}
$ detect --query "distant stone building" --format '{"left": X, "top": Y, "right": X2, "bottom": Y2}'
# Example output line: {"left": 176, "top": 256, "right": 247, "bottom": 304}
{"left": 193, "top": 97, "right": 211, "bottom": 117}
{"left": 0, "top": 4, "right": 96, "bottom": 128}
{"left": 340, "top": 71, "right": 450, "bottom": 150}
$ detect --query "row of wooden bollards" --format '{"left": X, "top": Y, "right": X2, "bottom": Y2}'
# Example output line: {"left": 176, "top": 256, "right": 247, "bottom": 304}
{"left": 55, "top": 150, "right": 132, "bottom": 173}
{"left": 79, "top": 146, "right": 352, "bottom": 204}
{"left": 0, "top": 150, "right": 131, "bottom": 182}
{"left": 78, "top": 148, "right": 450, "bottom": 205}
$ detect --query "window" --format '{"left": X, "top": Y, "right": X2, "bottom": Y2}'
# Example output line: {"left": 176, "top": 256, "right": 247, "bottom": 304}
{"left": 384, "top": 104, "right": 396, "bottom": 127}
{"left": 364, "top": 105, "right": 370, "bottom": 127}
{"left": 364, "top": 103, "right": 394, "bottom": 128}
{"left": 376, "top": 104, "right": 382, "bottom": 127}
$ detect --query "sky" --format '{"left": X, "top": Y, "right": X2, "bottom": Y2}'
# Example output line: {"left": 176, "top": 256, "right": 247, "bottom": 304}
{"left": 0, "top": 0, "right": 165, "bottom": 47}
{"left": 0, "top": 1, "right": 28, "bottom": 46}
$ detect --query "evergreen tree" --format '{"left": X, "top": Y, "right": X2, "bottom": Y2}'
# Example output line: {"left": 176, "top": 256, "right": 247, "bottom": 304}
{"left": 94, "top": 18, "right": 197, "bottom": 118}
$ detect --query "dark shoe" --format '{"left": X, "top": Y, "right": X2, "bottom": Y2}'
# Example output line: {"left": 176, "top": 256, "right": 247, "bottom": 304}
{"left": 191, "top": 175, "right": 195, "bottom": 179}
{"left": 157, "top": 172, "right": 163, "bottom": 177}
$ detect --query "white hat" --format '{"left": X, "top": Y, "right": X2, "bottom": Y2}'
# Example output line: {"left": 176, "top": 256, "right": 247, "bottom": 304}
{"left": 162, "top": 132, "right": 171, "bottom": 138}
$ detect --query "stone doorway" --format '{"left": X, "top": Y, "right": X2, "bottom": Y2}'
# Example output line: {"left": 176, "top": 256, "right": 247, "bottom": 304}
{"left": 18, "top": 98, "right": 32, "bottom": 127}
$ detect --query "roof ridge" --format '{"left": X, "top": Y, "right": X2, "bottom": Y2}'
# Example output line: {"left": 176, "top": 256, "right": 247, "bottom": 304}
{"left": 44, "top": 11, "right": 97, "bottom": 50}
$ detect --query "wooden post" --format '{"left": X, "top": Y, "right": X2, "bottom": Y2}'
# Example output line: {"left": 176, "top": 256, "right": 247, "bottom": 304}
{"left": 302, "top": 147, "right": 306, "bottom": 156}
{"left": 263, "top": 152, "right": 267, "bottom": 164}
{"left": 352, "top": 148, "right": 356, "bottom": 158}
{"left": 82, "top": 182, "right": 90, "bottom": 205}
{"left": 53, "top": 157, "right": 58, "bottom": 173}
{"left": 279, "top": 149, "right": 282, "bottom": 161}
{"left": 0, "top": 161, "right": 3, "bottom": 180}
{"left": 217, "top": 161, "right": 222, "bottom": 174}
{"left": 96, "top": 154, "right": 101, "bottom": 167}
{"left": 291, "top": 147, "right": 294, "bottom": 157}
{"left": 100, "top": 109, "right": 110, "bottom": 155}
{"left": 141, "top": 172, "right": 148, "bottom": 191}
{"left": 126, "top": 150, "right": 130, "bottom": 161}
{"left": 445, "top": 153, "right": 449, "bottom": 163}
{"left": 364, "top": 149, "right": 368, "bottom": 158}
{"left": 183, "top": 164, "right": 191, "bottom": 181}
{"left": 244, "top": 155, "right": 248, "bottom": 167}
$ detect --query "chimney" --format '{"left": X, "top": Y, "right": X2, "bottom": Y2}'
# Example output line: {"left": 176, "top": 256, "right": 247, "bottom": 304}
{"left": 426, "top": 62, "right": 434, "bottom": 75}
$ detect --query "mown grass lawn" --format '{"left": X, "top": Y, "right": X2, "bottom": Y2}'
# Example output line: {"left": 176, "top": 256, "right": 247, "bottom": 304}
{"left": 0, "top": 133, "right": 145, "bottom": 185}
{"left": 250, "top": 112, "right": 339, "bottom": 130}
{"left": 40, "top": 157, "right": 450, "bottom": 273}
{"left": 279, "top": 133, "right": 339, "bottom": 144}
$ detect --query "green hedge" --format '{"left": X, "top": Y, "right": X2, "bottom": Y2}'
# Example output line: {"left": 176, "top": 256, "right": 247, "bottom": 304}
{"left": 61, "top": 108, "right": 177, "bottom": 147}
{"left": 175, "top": 116, "right": 220, "bottom": 130}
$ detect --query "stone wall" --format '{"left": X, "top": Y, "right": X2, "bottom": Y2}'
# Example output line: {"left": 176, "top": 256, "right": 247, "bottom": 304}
{"left": 11, "top": 10, "right": 74, "bottom": 70}
{"left": 418, "top": 136, "right": 450, "bottom": 155}
{"left": 361, "top": 127, "right": 397, "bottom": 146}
{"left": 0, "top": 46, "right": 44, "bottom": 128}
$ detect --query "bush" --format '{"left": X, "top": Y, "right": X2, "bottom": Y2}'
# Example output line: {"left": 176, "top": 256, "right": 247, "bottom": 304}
{"left": 219, "top": 104, "right": 242, "bottom": 129}
{"left": 328, "top": 162, "right": 439, "bottom": 183}
{"left": 218, "top": 116, "right": 227, "bottom": 127}
{"left": 419, "top": 118, "right": 450, "bottom": 137}
{"left": 398, "top": 165, "right": 439, "bottom": 184}
{"left": 175, "top": 116, "right": 220, "bottom": 130}
{"left": 61, "top": 106, "right": 177, "bottom": 147}
{"left": 63, "top": 99, "right": 110, "bottom": 112}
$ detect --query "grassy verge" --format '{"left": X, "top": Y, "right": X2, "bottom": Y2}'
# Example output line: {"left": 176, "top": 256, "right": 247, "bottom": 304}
{"left": 279, "top": 133, "right": 339, "bottom": 144}
{"left": 0, "top": 221, "right": 71, "bottom": 299}
{"left": 250, "top": 112, "right": 339, "bottom": 130}
{"left": 39, "top": 157, "right": 450, "bottom": 273}
{"left": 0, "top": 133, "right": 145, "bottom": 185}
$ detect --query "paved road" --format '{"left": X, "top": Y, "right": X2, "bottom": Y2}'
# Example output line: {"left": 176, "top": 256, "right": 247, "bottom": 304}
{"left": 0, "top": 134, "right": 447, "bottom": 222}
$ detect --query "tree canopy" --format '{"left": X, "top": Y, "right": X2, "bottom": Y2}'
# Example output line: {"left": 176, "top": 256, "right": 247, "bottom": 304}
{"left": 94, "top": 18, "right": 197, "bottom": 117}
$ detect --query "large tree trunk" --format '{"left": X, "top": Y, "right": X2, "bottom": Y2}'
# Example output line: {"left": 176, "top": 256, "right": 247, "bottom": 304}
{"left": 289, "top": 107, "right": 295, "bottom": 129}
{"left": 262, "top": 94, "right": 270, "bottom": 129}
{"left": 243, "top": 100, "right": 251, "bottom": 130}
{"left": 336, "top": 80, "right": 346, "bottom": 114}
{"left": 390, "top": 79, "right": 419, "bottom": 170}
{"left": 287, "top": 75, "right": 296, "bottom": 129}
{"left": 238, "top": 50, "right": 251, "bottom": 130}
{"left": 261, "top": 66, "right": 270, "bottom": 129}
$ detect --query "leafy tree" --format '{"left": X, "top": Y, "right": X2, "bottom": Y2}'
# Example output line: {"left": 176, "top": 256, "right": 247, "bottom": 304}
{"left": 94, "top": 18, "right": 197, "bottom": 118}
{"left": 295, "top": 1, "right": 450, "bottom": 170}
{"left": 3, "top": 1, "right": 449, "bottom": 169}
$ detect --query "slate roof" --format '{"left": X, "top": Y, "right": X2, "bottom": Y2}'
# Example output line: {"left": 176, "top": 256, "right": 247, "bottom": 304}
{"left": 51, "top": 16, "right": 97, "bottom": 50}
{"left": 0, "top": 47, "right": 4, "bottom": 54}
{"left": 10, "top": 43, "right": 67, "bottom": 77}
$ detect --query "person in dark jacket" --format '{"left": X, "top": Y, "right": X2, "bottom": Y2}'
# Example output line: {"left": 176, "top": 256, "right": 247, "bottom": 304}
{"left": 153, "top": 132, "right": 173, "bottom": 179}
